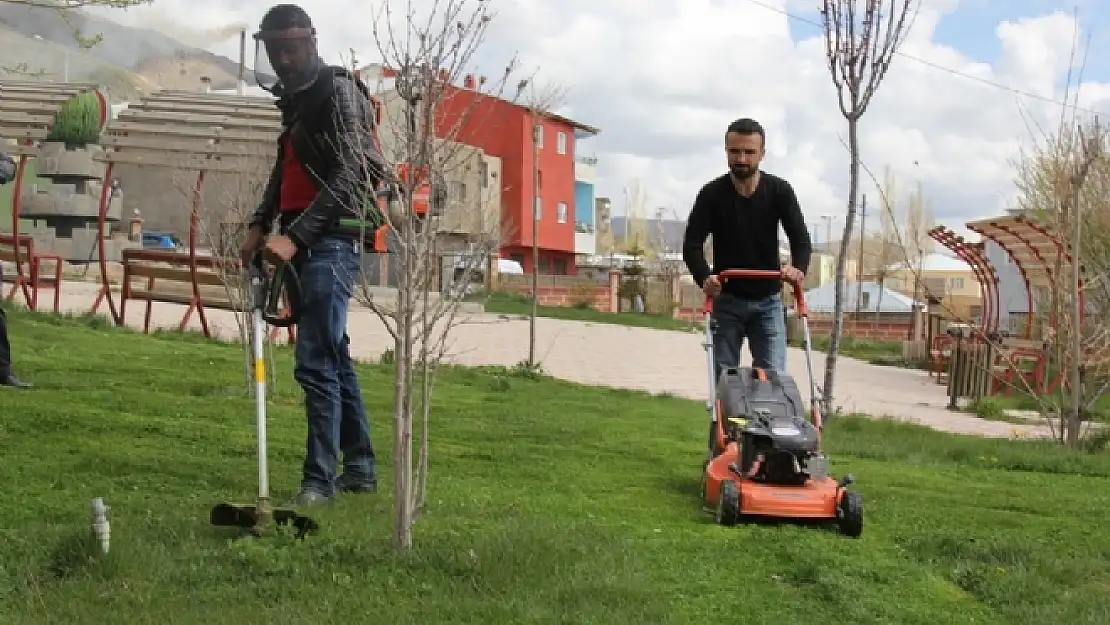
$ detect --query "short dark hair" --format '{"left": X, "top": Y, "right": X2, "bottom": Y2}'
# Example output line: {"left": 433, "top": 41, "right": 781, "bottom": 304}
{"left": 726, "top": 118, "right": 765, "bottom": 146}
{"left": 260, "top": 4, "right": 314, "bottom": 32}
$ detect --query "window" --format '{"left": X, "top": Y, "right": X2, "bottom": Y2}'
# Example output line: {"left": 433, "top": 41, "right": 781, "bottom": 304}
{"left": 534, "top": 196, "right": 542, "bottom": 220}
{"left": 534, "top": 124, "right": 543, "bottom": 148}
{"left": 950, "top": 277, "right": 965, "bottom": 290}
{"left": 449, "top": 181, "right": 467, "bottom": 201}
{"left": 554, "top": 259, "right": 568, "bottom": 275}
{"left": 557, "top": 201, "right": 568, "bottom": 223}
{"left": 479, "top": 161, "right": 488, "bottom": 187}
{"left": 557, "top": 131, "right": 567, "bottom": 155}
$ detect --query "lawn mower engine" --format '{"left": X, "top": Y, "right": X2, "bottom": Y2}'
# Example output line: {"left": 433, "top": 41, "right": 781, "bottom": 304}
{"left": 717, "top": 367, "right": 824, "bottom": 486}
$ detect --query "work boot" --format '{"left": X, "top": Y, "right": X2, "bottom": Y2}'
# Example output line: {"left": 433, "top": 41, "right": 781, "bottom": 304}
{"left": 336, "top": 473, "right": 378, "bottom": 494}
{"left": 0, "top": 371, "right": 32, "bottom": 389}
{"left": 287, "top": 488, "right": 332, "bottom": 509}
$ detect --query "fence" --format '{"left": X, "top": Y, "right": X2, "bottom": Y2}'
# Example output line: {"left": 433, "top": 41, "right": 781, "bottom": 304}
{"left": 807, "top": 313, "right": 915, "bottom": 341}
{"left": 496, "top": 271, "right": 617, "bottom": 311}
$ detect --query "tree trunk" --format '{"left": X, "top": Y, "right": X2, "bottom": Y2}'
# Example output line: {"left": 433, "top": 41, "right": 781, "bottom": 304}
{"left": 392, "top": 329, "right": 412, "bottom": 549}
{"left": 1067, "top": 184, "right": 1083, "bottom": 447}
{"left": 414, "top": 240, "right": 433, "bottom": 515}
{"left": 822, "top": 117, "right": 861, "bottom": 417}
{"left": 393, "top": 238, "right": 415, "bottom": 550}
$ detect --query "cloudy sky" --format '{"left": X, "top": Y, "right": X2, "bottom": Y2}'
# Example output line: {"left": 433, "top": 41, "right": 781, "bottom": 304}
{"left": 93, "top": 0, "right": 1109, "bottom": 245}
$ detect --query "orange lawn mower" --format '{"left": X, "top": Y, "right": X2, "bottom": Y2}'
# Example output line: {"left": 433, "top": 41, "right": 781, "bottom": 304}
{"left": 699, "top": 269, "right": 863, "bottom": 537}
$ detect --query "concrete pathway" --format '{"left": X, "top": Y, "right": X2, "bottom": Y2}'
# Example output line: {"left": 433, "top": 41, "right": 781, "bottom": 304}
{"left": 37, "top": 281, "right": 1053, "bottom": 439}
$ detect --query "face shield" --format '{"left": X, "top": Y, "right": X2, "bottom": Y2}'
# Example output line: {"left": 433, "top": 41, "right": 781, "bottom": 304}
{"left": 252, "top": 26, "right": 319, "bottom": 96}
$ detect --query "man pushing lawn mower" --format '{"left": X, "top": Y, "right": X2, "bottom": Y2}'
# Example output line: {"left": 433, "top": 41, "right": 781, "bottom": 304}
{"left": 682, "top": 118, "right": 862, "bottom": 535}
{"left": 682, "top": 117, "right": 812, "bottom": 377}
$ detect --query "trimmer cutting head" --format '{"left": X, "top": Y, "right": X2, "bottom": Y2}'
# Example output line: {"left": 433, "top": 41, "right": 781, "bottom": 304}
{"left": 210, "top": 501, "right": 318, "bottom": 538}
{"left": 208, "top": 252, "right": 316, "bottom": 539}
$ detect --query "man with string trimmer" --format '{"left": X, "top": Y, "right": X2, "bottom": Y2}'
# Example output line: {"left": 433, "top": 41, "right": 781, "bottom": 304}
{"left": 241, "top": 4, "right": 387, "bottom": 509}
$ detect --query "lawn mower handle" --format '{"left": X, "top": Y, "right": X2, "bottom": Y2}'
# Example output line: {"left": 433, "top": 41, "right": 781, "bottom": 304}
{"left": 702, "top": 269, "right": 807, "bottom": 317}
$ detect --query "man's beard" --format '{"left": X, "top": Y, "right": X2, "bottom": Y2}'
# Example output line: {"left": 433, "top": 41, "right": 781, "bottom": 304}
{"left": 275, "top": 55, "right": 322, "bottom": 95}
{"left": 730, "top": 164, "right": 757, "bottom": 180}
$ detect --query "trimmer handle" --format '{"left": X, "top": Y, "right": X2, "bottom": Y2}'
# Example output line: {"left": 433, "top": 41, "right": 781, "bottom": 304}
{"left": 250, "top": 251, "right": 302, "bottom": 328}
{"left": 701, "top": 269, "right": 808, "bottom": 317}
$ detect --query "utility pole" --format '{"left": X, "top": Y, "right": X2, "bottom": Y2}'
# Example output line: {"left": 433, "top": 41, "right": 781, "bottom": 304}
{"left": 529, "top": 108, "right": 541, "bottom": 367}
{"left": 855, "top": 193, "right": 866, "bottom": 315}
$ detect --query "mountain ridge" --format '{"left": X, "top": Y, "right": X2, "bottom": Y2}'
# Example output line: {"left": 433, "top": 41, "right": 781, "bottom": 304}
{"left": 0, "top": 4, "right": 267, "bottom": 101}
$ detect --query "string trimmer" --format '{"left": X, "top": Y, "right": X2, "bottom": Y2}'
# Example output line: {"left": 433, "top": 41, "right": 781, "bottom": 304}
{"left": 210, "top": 250, "right": 315, "bottom": 538}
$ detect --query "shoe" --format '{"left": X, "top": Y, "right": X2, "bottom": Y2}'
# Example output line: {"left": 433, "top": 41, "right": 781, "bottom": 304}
{"left": 287, "top": 488, "right": 332, "bottom": 508}
{"left": 0, "top": 372, "right": 32, "bottom": 389}
{"left": 336, "top": 473, "right": 378, "bottom": 494}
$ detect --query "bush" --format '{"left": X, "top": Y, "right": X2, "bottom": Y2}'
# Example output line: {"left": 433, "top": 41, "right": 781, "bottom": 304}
{"left": 46, "top": 92, "right": 103, "bottom": 147}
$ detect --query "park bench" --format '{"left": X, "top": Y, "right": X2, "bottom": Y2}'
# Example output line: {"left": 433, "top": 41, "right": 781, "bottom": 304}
{"left": 0, "top": 233, "right": 63, "bottom": 312}
{"left": 119, "top": 247, "right": 243, "bottom": 333}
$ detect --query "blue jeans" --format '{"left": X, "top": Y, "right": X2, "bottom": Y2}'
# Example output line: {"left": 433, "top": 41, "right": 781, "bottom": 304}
{"left": 711, "top": 292, "right": 787, "bottom": 378}
{"left": 292, "top": 236, "right": 376, "bottom": 497}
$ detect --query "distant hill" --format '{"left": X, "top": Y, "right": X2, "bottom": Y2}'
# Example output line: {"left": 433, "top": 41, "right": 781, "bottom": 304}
{"left": 0, "top": 4, "right": 272, "bottom": 102}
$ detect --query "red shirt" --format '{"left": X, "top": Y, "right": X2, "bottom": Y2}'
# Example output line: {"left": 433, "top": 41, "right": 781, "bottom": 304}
{"left": 279, "top": 136, "right": 318, "bottom": 212}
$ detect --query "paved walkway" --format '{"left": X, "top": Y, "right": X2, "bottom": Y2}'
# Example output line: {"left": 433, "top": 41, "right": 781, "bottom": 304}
{"left": 40, "top": 281, "right": 1052, "bottom": 439}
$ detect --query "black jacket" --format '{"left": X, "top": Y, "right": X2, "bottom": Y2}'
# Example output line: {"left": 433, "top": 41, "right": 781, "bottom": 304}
{"left": 249, "top": 64, "right": 388, "bottom": 250}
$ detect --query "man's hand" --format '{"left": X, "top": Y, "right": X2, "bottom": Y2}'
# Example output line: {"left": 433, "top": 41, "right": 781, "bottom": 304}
{"left": 241, "top": 225, "right": 265, "bottom": 266}
{"left": 781, "top": 264, "right": 804, "bottom": 284}
{"left": 702, "top": 274, "right": 721, "bottom": 298}
{"left": 265, "top": 234, "right": 299, "bottom": 262}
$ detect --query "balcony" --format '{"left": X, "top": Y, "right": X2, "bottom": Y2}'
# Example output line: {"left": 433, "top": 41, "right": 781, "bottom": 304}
{"left": 575, "top": 154, "right": 596, "bottom": 184}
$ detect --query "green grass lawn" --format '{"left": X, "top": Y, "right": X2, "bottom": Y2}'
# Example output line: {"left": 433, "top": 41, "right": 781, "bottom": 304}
{"left": 2, "top": 308, "right": 1110, "bottom": 624}
{"left": 481, "top": 290, "right": 698, "bottom": 332}
{"left": 789, "top": 333, "right": 930, "bottom": 371}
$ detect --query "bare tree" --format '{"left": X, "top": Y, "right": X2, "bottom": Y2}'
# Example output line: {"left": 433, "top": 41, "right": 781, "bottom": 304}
{"left": 521, "top": 79, "right": 568, "bottom": 368}
{"left": 818, "top": 0, "right": 920, "bottom": 417}
{"left": 867, "top": 166, "right": 900, "bottom": 316}
{"left": 1013, "top": 116, "right": 1107, "bottom": 446}
{"left": 620, "top": 178, "right": 649, "bottom": 253}
{"left": 337, "top": 0, "right": 524, "bottom": 549}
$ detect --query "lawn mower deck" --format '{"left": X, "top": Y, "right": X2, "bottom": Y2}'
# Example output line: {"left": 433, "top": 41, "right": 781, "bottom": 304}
{"left": 698, "top": 270, "right": 864, "bottom": 538}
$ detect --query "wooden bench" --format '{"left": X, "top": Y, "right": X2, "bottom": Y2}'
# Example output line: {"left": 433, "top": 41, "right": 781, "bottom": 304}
{"left": 120, "top": 248, "right": 241, "bottom": 333}
{"left": 0, "top": 233, "right": 63, "bottom": 313}
{"left": 119, "top": 247, "right": 294, "bottom": 342}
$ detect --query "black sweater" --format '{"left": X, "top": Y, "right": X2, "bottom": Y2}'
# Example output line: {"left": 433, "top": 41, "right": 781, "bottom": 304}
{"left": 682, "top": 171, "right": 813, "bottom": 300}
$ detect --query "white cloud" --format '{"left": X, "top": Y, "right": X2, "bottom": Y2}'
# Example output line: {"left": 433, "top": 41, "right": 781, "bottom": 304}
{"left": 90, "top": 0, "right": 1110, "bottom": 244}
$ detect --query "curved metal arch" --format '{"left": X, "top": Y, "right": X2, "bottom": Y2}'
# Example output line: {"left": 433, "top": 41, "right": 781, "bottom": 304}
{"left": 1012, "top": 216, "right": 1087, "bottom": 330}
{"left": 928, "top": 225, "right": 1000, "bottom": 335}
{"left": 966, "top": 222, "right": 1037, "bottom": 339}
{"left": 91, "top": 89, "right": 284, "bottom": 338}
{"left": 1, "top": 81, "right": 107, "bottom": 312}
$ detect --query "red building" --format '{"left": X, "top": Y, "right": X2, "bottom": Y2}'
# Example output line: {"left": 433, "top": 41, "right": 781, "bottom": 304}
{"left": 430, "top": 76, "right": 600, "bottom": 275}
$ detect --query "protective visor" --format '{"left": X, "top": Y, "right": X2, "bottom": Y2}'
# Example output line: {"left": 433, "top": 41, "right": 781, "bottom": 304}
{"left": 252, "top": 26, "right": 317, "bottom": 95}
